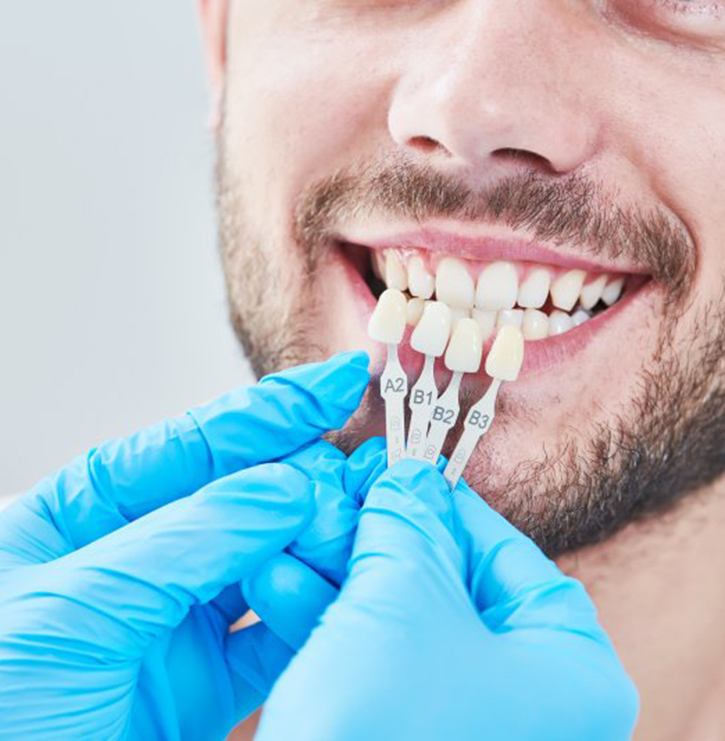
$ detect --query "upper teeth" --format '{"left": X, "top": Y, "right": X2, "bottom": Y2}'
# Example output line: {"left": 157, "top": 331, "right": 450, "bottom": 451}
{"left": 374, "top": 250, "right": 625, "bottom": 341}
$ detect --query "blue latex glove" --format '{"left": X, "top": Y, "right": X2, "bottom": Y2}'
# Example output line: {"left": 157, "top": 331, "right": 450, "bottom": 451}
{"left": 0, "top": 352, "right": 369, "bottom": 741}
{"left": 255, "top": 458, "right": 640, "bottom": 741}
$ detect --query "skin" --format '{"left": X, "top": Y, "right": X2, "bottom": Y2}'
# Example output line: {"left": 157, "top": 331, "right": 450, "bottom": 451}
{"left": 198, "top": 1, "right": 725, "bottom": 738}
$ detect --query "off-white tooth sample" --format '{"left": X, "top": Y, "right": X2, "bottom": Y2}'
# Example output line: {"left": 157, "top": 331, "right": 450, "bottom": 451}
{"left": 551, "top": 269, "right": 586, "bottom": 312}
{"left": 368, "top": 289, "right": 407, "bottom": 343}
{"left": 496, "top": 309, "right": 524, "bottom": 329}
{"left": 436, "top": 257, "right": 475, "bottom": 309}
{"left": 406, "top": 297, "right": 425, "bottom": 326}
{"left": 602, "top": 277, "right": 625, "bottom": 306}
{"left": 445, "top": 318, "right": 483, "bottom": 373}
{"left": 410, "top": 300, "right": 452, "bottom": 357}
{"left": 475, "top": 261, "right": 518, "bottom": 310}
{"left": 522, "top": 309, "right": 549, "bottom": 340}
{"left": 385, "top": 252, "right": 408, "bottom": 291}
{"left": 579, "top": 274, "right": 607, "bottom": 310}
{"left": 471, "top": 308, "right": 497, "bottom": 341}
{"left": 485, "top": 325, "right": 525, "bottom": 382}
{"left": 548, "top": 310, "right": 574, "bottom": 337}
{"left": 572, "top": 309, "right": 591, "bottom": 327}
{"left": 408, "top": 256, "right": 435, "bottom": 299}
{"left": 517, "top": 268, "right": 551, "bottom": 309}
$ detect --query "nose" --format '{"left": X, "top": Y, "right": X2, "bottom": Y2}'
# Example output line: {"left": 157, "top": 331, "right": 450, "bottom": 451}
{"left": 387, "top": 2, "right": 600, "bottom": 176}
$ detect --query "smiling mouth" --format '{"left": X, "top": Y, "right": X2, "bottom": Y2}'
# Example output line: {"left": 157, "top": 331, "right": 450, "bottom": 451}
{"left": 337, "top": 226, "right": 652, "bottom": 378}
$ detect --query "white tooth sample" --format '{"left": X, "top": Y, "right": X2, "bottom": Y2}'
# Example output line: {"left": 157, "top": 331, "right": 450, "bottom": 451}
{"left": 572, "top": 309, "right": 591, "bottom": 327}
{"left": 385, "top": 252, "right": 408, "bottom": 291}
{"left": 522, "top": 309, "right": 549, "bottom": 340}
{"left": 410, "top": 300, "right": 452, "bottom": 357}
{"left": 444, "top": 318, "right": 483, "bottom": 374}
{"left": 475, "top": 261, "right": 518, "bottom": 310}
{"left": 579, "top": 274, "right": 608, "bottom": 310}
{"left": 435, "top": 257, "right": 475, "bottom": 309}
{"left": 406, "top": 298, "right": 425, "bottom": 326}
{"left": 471, "top": 308, "right": 497, "bottom": 342}
{"left": 602, "top": 277, "right": 625, "bottom": 306}
{"left": 408, "top": 256, "right": 435, "bottom": 299}
{"left": 368, "top": 289, "right": 407, "bottom": 344}
{"left": 551, "top": 269, "right": 586, "bottom": 312}
{"left": 485, "top": 325, "right": 525, "bottom": 382}
{"left": 496, "top": 309, "right": 524, "bottom": 329}
{"left": 517, "top": 268, "right": 551, "bottom": 309}
{"left": 548, "top": 310, "right": 574, "bottom": 337}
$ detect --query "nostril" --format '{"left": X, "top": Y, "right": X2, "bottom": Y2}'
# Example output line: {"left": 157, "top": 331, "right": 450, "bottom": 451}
{"left": 491, "top": 147, "right": 554, "bottom": 173}
{"left": 409, "top": 135, "right": 449, "bottom": 156}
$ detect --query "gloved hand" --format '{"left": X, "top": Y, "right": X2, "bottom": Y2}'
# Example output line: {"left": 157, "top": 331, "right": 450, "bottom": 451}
{"left": 0, "top": 352, "right": 369, "bottom": 741}
{"left": 255, "top": 458, "right": 640, "bottom": 741}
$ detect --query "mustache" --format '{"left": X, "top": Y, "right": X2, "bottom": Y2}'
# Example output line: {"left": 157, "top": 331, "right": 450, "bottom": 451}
{"left": 294, "top": 156, "right": 696, "bottom": 300}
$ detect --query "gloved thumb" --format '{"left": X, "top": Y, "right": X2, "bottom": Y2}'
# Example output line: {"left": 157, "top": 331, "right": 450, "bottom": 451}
{"left": 29, "top": 463, "right": 314, "bottom": 660}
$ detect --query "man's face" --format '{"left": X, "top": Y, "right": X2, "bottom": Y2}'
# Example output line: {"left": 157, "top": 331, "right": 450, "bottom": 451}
{"left": 214, "top": 1, "right": 724, "bottom": 556}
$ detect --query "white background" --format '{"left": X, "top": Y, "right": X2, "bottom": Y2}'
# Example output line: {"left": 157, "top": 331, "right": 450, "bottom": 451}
{"left": 0, "top": 2, "right": 250, "bottom": 495}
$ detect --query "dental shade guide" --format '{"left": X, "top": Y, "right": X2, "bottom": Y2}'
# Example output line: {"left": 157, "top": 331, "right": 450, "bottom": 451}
{"left": 406, "top": 301, "right": 452, "bottom": 459}
{"left": 367, "top": 289, "right": 409, "bottom": 467}
{"left": 443, "top": 325, "right": 525, "bottom": 489}
{"left": 421, "top": 318, "right": 483, "bottom": 466}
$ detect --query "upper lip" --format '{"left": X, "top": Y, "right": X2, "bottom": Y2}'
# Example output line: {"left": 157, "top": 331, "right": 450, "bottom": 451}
{"left": 337, "top": 222, "right": 649, "bottom": 275}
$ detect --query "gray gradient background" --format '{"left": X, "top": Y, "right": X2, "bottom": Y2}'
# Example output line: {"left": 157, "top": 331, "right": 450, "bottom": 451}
{"left": 0, "top": 2, "right": 250, "bottom": 495}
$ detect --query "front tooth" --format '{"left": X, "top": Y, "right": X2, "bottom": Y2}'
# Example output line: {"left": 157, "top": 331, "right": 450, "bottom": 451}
{"left": 471, "top": 308, "right": 497, "bottom": 342}
{"left": 450, "top": 307, "right": 470, "bottom": 326}
{"left": 496, "top": 309, "right": 524, "bottom": 329}
{"left": 551, "top": 269, "right": 586, "bottom": 311}
{"left": 571, "top": 309, "right": 591, "bottom": 327}
{"left": 385, "top": 252, "right": 408, "bottom": 291}
{"left": 517, "top": 268, "right": 551, "bottom": 309}
{"left": 368, "top": 288, "right": 407, "bottom": 344}
{"left": 602, "top": 277, "right": 625, "bottom": 306}
{"left": 436, "top": 257, "right": 475, "bottom": 309}
{"left": 410, "top": 300, "right": 452, "bottom": 357}
{"left": 445, "top": 318, "right": 483, "bottom": 374}
{"left": 522, "top": 309, "right": 549, "bottom": 340}
{"left": 548, "top": 310, "right": 574, "bottom": 337}
{"left": 408, "top": 256, "right": 435, "bottom": 299}
{"left": 475, "top": 261, "right": 518, "bottom": 310}
{"left": 579, "top": 274, "right": 608, "bottom": 310}
{"left": 406, "top": 297, "right": 425, "bottom": 326}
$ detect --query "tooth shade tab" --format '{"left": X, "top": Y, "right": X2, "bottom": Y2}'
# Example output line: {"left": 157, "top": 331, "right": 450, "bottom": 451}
{"left": 410, "top": 300, "right": 452, "bottom": 357}
{"left": 497, "top": 309, "right": 524, "bottom": 329}
{"left": 517, "top": 268, "right": 551, "bottom": 309}
{"left": 602, "top": 277, "right": 625, "bottom": 306}
{"left": 522, "top": 309, "right": 549, "bottom": 340}
{"left": 551, "top": 269, "right": 586, "bottom": 312}
{"left": 485, "top": 326, "right": 524, "bottom": 382}
{"left": 408, "top": 256, "right": 435, "bottom": 299}
{"left": 436, "top": 257, "right": 475, "bottom": 309}
{"left": 368, "top": 288, "right": 407, "bottom": 344}
{"left": 476, "top": 261, "right": 518, "bottom": 311}
{"left": 472, "top": 309, "right": 497, "bottom": 342}
{"left": 406, "top": 298, "right": 425, "bottom": 326}
{"left": 580, "top": 274, "right": 608, "bottom": 310}
{"left": 445, "top": 318, "right": 483, "bottom": 374}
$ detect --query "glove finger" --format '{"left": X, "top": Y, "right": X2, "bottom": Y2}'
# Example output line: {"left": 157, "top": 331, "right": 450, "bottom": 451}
{"left": 244, "top": 553, "right": 338, "bottom": 651}
{"left": 225, "top": 621, "right": 295, "bottom": 721}
{"left": 39, "top": 464, "right": 314, "bottom": 658}
{"left": 346, "top": 460, "right": 470, "bottom": 616}
{"left": 452, "top": 480, "right": 600, "bottom": 634}
{"left": 284, "top": 441, "right": 359, "bottom": 587}
{"left": 25, "top": 351, "right": 369, "bottom": 551}
{"left": 342, "top": 436, "right": 387, "bottom": 506}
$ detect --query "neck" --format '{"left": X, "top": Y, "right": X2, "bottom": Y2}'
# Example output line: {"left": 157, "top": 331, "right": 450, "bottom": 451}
{"left": 557, "top": 478, "right": 725, "bottom": 741}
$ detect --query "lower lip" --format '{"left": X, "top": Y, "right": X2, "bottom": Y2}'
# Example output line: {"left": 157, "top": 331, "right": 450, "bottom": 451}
{"left": 337, "top": 243, "right": 652, "bottom": 381}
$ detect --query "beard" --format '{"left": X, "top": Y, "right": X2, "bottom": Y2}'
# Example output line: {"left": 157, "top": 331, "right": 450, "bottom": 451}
{"left": 215, "top": 140, "right": 725, "bottom": 558}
